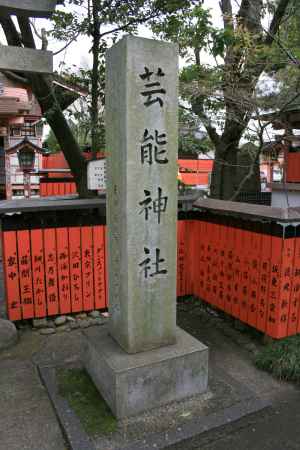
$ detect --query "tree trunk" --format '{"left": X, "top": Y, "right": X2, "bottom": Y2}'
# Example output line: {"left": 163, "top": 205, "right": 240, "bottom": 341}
{"left": 16, "top": 16, "right": 89, "bottom": 197}
{"left": 91, "top": 0, "right": 101, "bottom": 159}
{"left": 221, "top": 145, "right": 238, "bottom": 200}
{"left": 210, "top": 145, "right": 223, "bottom": 199}
{"left": 210, "top": 142, "right": 238, "bottom": 200}
{"left": 29, "top": 74, "right": 89, "bottom": 197}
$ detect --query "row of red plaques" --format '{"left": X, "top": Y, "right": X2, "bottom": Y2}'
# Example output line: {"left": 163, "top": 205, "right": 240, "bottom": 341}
{"left": 3, "top": 220, "right": 299, "bottom": 338}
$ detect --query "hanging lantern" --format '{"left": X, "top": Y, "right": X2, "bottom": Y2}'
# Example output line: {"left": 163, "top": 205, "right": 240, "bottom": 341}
{"left": 17, "top": 146, "right": 36, "bottom": 172}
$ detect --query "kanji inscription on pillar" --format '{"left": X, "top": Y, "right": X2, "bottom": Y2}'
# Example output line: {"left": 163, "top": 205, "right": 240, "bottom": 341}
{"left": 106, "top": 36, "right": 178, "bottom": 353}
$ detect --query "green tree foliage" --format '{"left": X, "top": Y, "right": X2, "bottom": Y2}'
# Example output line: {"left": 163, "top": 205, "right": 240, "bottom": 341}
{"left": 49, "top": 0, "right": 194, "bottom": 156}
{"left": 152, "top": 0, "right": 293, "bottom": 199}
{"left": 44, "top": 128, "right": 60, "bottom": 153}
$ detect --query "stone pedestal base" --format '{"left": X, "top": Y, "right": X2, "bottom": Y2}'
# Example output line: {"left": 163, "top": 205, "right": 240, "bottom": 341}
{"left": 83, "top": 326, "right": 209, "bottom": 418}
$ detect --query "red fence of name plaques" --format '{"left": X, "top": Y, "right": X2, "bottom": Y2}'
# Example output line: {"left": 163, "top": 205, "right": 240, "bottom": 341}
{"left": 40, "top": 181, "right": 77, "bottom": 197}
{"left": 3, "top": 218, "right": 300, "bottom": 339}
{"left": 175, "top": 219, "right": 300, "bottom": 340}
{"left": 3, "top": 225, "right": 107, "bottom": 321}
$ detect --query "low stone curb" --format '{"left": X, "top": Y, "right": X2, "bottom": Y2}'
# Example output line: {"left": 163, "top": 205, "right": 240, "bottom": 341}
{"left": 119, "top": 397, "right": 271, "bottom": 450}
{"left": 38, "top": 365, "right": 96, "bottom": 450}
{"left": 38, "top": 362, "right": 271, "bottom": 450}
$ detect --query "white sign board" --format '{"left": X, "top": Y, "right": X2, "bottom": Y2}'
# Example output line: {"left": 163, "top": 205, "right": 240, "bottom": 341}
{"left": 87, "top": 159, "right": 106, "bottom": 190}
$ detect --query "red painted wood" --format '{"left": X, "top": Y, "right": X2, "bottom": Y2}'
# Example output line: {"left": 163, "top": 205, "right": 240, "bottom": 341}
{"left": 198, "top": 221, "right": 207, "bottom": 300}
{"left": 68, "top": 227, "right": 83, "bottom": 313}
{"left": 81, "top": 226, "right": 95, "bottom": 311}
{"left": 56, "top": 228, "right": 71, "bottom": 314}
{"left": 30, "top": 229, "right": 46, "bottom": 318}
{"left": 17, "top": 230, "right": 34, "bottom": 319}
{"left": 217, "top": 223, "right": 226, "bottom": 311}
{"left": 286, "top": 153, "right": 300, "bottom": 183}
{"left": 44, "top": 228, "right": 59, "bottom": 315}
{"left": 247, "top": 231, "right": 262, "bottom": 328}
{"left": 47, "top": 184, "right": 53, "bottom": 196}
{"left": 231, "top": 227, "right": 242, "bottom": 319}
{"left": 277, "top": 234, "right": 295, "bottom": 338}
{"left": 290, "top": 238, "right": 300, "bottom": 335}
{"left": 210, "top": 223, "right": 220, "bottom": 307}
{"left": 40, "top": 183, "right": 46, "bottom": 196}
{"left": 177, "top": 220, "right": 186, "bottom": 297}
{"left": 257, "top": 232, "right": 272, "bottom": 332}
{"left": 3, "top": 231, "right": 21, "bottom": 320}
{"left": 239, "top": 229, "right": 251, "bottom": 323}
{"left": 184, "top": 220, "right": 194, "bottom": 295}
{"left": 194, "top": 220, "right": 201, "bottom": 300}
{"left": 266, "top": 235, "right": 283, "bottom": 338}
{"left": 204, "top": 222, "right": 213, "bottom": 305}
{"left": 93, "top": 226, "right": 106, "bottom": 309}
{"left": 224, "top": 223, "right": 235, "bottom": 315}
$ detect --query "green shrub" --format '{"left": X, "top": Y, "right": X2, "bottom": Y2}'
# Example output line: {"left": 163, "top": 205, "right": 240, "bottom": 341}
{"left": 255, "top": 335, "right": 300, "bottom": 382}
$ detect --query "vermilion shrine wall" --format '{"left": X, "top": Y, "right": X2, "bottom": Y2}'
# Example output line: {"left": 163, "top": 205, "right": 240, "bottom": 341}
{"left": 2, "top": 203, "right": 300, "bottom": 339}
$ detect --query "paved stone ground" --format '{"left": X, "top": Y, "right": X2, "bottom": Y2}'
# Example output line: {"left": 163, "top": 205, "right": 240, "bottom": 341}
{"left": 0, "top": 359, "right": 67, "bottom": 450}
{"left": 0, "top": 298, "right": 299, "bottom": 450}
{"left": 167, "top": 301, "right": 300, "bottom": 450}
{"left": 168, "top": 390, "right": 300, "bottom": 450}
{"left": 0, "top": 328, "right": 86, "bottom": 450}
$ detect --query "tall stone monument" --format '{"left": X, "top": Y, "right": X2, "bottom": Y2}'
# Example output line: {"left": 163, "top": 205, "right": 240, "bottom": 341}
{"left": 84, "top": 36, "right": 208, "bottom": 419}
{"left": 107, "top": 35, "right": 178, "bottom": 354}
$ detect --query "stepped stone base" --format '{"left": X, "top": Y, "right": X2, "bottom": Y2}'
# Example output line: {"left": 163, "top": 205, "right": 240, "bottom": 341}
{"left": 83, "top": 326, "right": 209, "bottom": 418}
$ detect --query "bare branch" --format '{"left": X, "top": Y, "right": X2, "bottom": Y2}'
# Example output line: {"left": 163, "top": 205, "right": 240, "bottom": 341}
{"left": 193, "top": 106, "right": 221, "bottom": 146}
{"left": 99, "top": 9, "right": 160, "bottom": 39}
{"left": 263, "top": 26, "right": 299, "bottom": 65}
{"left": 265, "top": 0, "right": 291, "bottom": 45}
{"left": 53, "top": 31, "right": 80, "bottom": 55}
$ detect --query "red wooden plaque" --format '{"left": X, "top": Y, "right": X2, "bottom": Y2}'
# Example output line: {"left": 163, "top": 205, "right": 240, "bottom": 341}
{"left": 247, "top": 231, "right": 262, "bottom": 328}
{"left": 56, "top": 228, "right": 71, "bottom": 314}
{"left": 276, "top": 233, "right": 295, "bottom": 338}
{"left": 81, "top": 226, "right": 95, "bottom": 311}
{"left": 290, "top": 237, "right": 300, "bottom": 335}
{"left": 3, "top": 231, "right": 21, "bottom": 320}
{"left": 17, "top": 230, "right": 34, "bottom": 319}
{"left": 69, "top": 227, "right": 83, "bottom": 313}
{"left": 257, "top": 232, "right": 272, "bottom": 332}
{"left": 44, "top": 228, "right": 59, "bottom": 315}
{"left": 31, "top": 229, "right": 46, "bottom": 318}
{"left": 93, "top": 226, "right": 106, "bottom": 309}
{"left": 266, "top": 235, "right": 283, "bottom": 338}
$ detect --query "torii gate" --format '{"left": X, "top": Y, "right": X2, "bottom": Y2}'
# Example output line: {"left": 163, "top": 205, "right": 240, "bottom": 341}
{"left": 0, "top": 0, "right": 59, "bottom": 74}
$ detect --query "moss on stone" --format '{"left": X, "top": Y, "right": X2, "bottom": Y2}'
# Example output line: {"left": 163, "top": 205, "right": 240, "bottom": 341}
{"left": 57, "top": 368, "right": 117, "bottom": 436}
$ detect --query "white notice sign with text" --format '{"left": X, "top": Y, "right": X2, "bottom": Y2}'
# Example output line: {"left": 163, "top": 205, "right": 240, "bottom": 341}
{"left": 87, "top": 159, "right": 106, "bottom": 190}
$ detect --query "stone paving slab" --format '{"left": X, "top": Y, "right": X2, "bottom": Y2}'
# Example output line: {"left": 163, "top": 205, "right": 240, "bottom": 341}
{"left": 0, "top": 359, "right": 67, "bottom": 450}
{"left": 0, "top": 303, "right": 298, "bottom": 450}
{"left": 37, "top": 330, "right": 270, "bottom": 450}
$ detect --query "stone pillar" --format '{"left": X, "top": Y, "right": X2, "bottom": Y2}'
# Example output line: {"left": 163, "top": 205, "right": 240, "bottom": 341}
{"left": 106, "top": 35, "right": 178, "bottom": 354}
{"left": 84, "top": 36, "right": 208, "bottom": 419}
